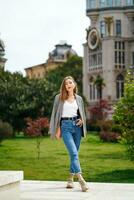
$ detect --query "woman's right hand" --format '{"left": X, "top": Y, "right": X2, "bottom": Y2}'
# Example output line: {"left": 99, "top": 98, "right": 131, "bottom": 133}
{"left": 55, "top": 126, "right": 61, "bottom": 140}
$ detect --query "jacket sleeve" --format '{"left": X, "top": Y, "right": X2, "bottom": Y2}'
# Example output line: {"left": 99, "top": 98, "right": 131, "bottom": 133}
{"left": 49, "top": 95, "right": 58, "bottom": 135}
{"left": 81, "top": 97, "right": 87, "bottom": 129}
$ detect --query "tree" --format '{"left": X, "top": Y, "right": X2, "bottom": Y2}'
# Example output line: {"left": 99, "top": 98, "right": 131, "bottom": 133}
{"left": 25, "top": 117, "right": 49, "bottom": 159}
{"left": 113, "top": 68, "right": 134, "bottom": 160}
{"left": 89, "top": 99, "right": 112, "bottom": 121}
{"left": 0, "top": 120, "right": 13, "bottom": 145}
{"left": 0, "top": 69, "right": 50, "bottom": 132}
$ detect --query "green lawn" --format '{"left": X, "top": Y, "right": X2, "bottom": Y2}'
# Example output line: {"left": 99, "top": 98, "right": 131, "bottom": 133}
{"left": 0, "top": 134, "right": 134, "bottom": 183}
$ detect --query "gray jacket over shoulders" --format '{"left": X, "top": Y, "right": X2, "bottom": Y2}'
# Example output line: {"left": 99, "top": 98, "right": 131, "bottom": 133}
{"left": 49, "top": 93, "right": 87, "bottom": 138}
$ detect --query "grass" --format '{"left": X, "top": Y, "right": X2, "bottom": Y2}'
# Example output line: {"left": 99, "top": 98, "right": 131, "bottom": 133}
{"left": 0, "top": 134, "right": 134, "bottom": 183}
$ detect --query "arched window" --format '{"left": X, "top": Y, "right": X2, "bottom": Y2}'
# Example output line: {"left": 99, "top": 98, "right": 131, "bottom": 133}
{"left": 89, "top": 77, "right": 96, "bottom": 100}
{"left": 116, "top": 74, "right": 124, "bottom": 98}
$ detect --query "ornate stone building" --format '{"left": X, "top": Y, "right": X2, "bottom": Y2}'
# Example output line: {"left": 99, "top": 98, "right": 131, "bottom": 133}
{"left": 83, "top": 0, "right": 134, "bottom": 115}
{"left": 0, "top": 37, "right": 7, "bottom": 70}
{"left": 25, "top": 41, "right": 77, "bottom": 79}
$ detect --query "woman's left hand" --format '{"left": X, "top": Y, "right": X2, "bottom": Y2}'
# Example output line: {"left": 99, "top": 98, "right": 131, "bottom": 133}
{"left": 55, "top": 126, "right": 61, "bottom": 140}
{"left": 76, "top": 119, "right": 83, "bottom": 127}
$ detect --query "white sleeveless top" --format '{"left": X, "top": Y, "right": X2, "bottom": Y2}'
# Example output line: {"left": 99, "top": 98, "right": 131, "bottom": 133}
{"left": 62, "top": 99, "right": 78, "bottom": 117}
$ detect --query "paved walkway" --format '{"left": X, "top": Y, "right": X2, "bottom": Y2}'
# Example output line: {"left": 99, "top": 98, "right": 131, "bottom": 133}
{"left": 20, "top": 180, "right": 134, "bottom": 200}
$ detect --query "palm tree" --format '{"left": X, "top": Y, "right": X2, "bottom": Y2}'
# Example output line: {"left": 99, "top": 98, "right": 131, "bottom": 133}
{"left": 94, "top": 75, "right": 105, "bottom": 99}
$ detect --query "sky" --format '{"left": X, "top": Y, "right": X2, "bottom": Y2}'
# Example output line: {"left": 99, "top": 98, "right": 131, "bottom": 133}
{"left": 0, "top": 0, "right": 90, "bottom": 75}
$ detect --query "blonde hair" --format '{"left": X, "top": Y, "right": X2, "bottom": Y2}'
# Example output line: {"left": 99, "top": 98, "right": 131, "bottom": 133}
{"left": 59, "top": 76, "right": 78, "bottom": 101}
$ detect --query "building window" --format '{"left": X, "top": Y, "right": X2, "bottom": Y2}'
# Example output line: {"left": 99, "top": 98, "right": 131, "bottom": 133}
{"left": 89, "top": 45, "right": 102, "bottom": 70}
{"left": 86, "top": 0, "right": 96, "bottom": 9}
{"left": 115, "top": 51, "right": 117, "bottom": 63}
{"left": 90, "top": 0, "right": 96, "bottom": 8}
{"left": 93, "top": 84, "right": 96, "bottom": 99}
{"left": 92, "top": 55, "right": 97, "bottom": 66}
{"left": 90, "top": 84, "right": 93, "bottom": 100}
{"left": 116, "top": 20, "right": 121, "bottom": 36}
{"left": 98, "top": 53, "right": 102, "bottom": 65}
{"left": 100, "top": 21, "right": 106, "bottom": 37}
{"left": 126, "top": 0, "right": 134, "bottom": 6}
{"left": 115, "top": 41, "right": 117, "bottom": 49}
{"left": 115, "top": 0, "right": 121, "bottom": 6}
{"left": 122, "top": 42, "right": 125, "bottom": 50}
{"left": 100, "top": 0, "right": 114, "bottom": 7}
{"left": 132, "top": 52, "right": 134, "bottom": 65}
{"left": 107, "top": 0, "right": 113, "bottom": 7}
{"left": 115, "top": 41, "right": 125, "bottom": 68}
{"left": 89, "top": 77, "right": 97, "bottom": 100}
{"left": 100, "top": 0, "right": 106, "bottom": 7}
{"left": 116, "top": 74, "right": 124, "bottom": 99}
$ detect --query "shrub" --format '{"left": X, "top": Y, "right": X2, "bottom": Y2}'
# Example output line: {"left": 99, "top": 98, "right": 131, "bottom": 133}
{"left": 111, "top": 124, "right": 123, "bottom": 134}
{"left": 86, "top": 119, "right": 101, "bottom": 132}
{"left": 97, "top": 120, "right": 112, "bottom": 132}
{"left": 0, "top": 120, "right": 13, "bottom": 144}
{"left": 97, "top": 120, "right": 121, "bottom": 143}
{"left": 100, "top": 131, "right": 121, "bottom": 143}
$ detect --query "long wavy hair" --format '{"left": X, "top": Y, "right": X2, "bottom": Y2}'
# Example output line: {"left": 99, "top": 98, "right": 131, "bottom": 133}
{"left": 59, "top": 76, "right": 78, "bottom": 101}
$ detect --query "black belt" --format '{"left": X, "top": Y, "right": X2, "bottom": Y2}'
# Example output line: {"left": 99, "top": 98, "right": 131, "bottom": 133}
{"left": 61, "top": 116, "right": 79, "bottom": 121}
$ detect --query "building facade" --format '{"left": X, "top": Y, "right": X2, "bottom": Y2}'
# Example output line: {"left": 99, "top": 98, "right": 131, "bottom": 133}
{"left": 83, "top": 0, "right": 134, "bottom": 115}
{"left": 25, "top": 42, "right": 77, "bottom": 79}
{"left": 0, "top": 37, "right": 7, "bottom": 70}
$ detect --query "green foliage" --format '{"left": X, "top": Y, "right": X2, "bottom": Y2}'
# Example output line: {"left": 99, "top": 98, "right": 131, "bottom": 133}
{"left": 0, "top": 120, "right": 13, "bottom": 144}
{"left": 113, "top": 69, "right": 134, "bottom": 160}
{"left": 111, "top": 124, "right": 123, "bottom": 134}
{"left": 0, "top": 69, "right": 50, "bottom": 132}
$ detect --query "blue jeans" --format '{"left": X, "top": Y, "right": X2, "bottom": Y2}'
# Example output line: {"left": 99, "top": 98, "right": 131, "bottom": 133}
{"left": 60, "top": 119, "right": 82, "bottom": 174}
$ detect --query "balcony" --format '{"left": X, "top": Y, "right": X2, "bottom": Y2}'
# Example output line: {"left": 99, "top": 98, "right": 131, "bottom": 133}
{"left": 86, "top": 0, "right": 134, "bottom": 12}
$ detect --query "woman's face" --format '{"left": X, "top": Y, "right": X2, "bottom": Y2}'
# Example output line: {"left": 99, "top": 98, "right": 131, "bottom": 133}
{"left": 65, "top": 78, "right": 75, "bottom": 92}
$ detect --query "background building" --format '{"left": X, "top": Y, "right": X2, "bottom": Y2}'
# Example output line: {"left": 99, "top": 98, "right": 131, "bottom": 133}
{"left": 0, "top": 37, "right": 7, "bottom": 70}
{"left": 25, "top": 41, "right": 77, "bottom": 79}
{"left": 83, "top": 0, "right": 134, "bottom": 116}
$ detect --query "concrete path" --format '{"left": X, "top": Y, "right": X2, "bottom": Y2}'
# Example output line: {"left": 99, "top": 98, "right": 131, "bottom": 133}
{"left": 20, "top": 180, "right": 134, "bottom": 200}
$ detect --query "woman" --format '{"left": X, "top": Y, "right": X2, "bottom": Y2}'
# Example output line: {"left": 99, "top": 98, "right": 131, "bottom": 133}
{"left": 49, "top": 76, "right": 89, "bottom": 192}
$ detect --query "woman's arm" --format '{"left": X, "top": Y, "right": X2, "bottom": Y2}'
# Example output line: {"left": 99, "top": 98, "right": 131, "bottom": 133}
{"left": 55, "top": 126, "right": 61, "bottom": 139}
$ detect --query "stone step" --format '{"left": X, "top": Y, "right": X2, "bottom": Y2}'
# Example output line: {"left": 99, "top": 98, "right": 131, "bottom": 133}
{"left": 0, "top": 170, "right": 24, "bottom": 200}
